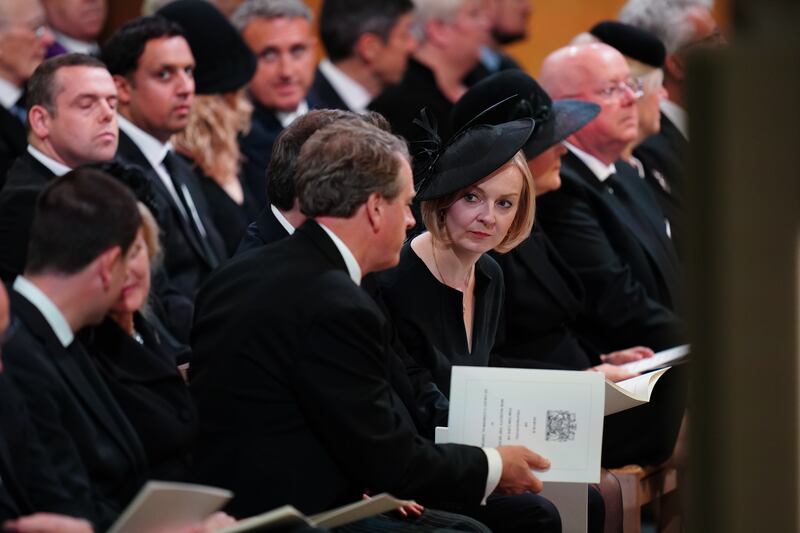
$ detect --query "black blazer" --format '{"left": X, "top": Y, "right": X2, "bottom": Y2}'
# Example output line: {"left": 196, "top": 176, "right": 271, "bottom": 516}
{"left": 115, "top": 131, "right": 227, "bottom": 298}
{"left": 309, "top": 67, "right": 350, "bottom": 111}
{"left": 3, "top": 292, "right": 148, "bottom": 530}
{"left": 635, "top": 113, "right": 689, "bottom": 257}
{"left": 82, "top": 315, "right": 197, "bottom": 481}
{"left": 0, "top": 152, "right": 57, "bottom": 282}
{"left": 235, "top": 207, "right": 448, "bottom": 438}
{"left": 190, "top": 221, "right": 487, "bottom": 517}
{"left": 0, "top": 105, "right": 26, "bottom": 189}
{"left": 536, "top": 151, "right": 685, "bottom": 353}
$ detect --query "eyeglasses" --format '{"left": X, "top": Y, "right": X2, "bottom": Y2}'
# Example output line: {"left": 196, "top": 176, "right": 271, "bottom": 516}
{"left": 594, "top": 78, "right": 643, "bottom": 100}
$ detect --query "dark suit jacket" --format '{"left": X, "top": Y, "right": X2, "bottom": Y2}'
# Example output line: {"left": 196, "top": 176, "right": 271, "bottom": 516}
{"left": 0, "top": 152, "right": 56, "bottom": 282}
{"left": 310, "top": 67, "right": 350, "bottom": 111}
{"left": 190, "top": 221, "right": 487, "bottom": 517}
{"left": 536, "top": 151, "right": 685, "bottom": 353}
{"left": 0, "top": 372, "right": 80, "bottom": 522}
{"left": 235, "top": 207, "right": 448, "bottom": 438}
{"left": 635, "top": 113, "right": 689, "bottom": 258}
{"left": 0, "top": 105, "right": 26, "bottom": 189}
{"left": 3, "top": 292, "right": 148, "bottom": 530}
{"left": 83, "top": 314, "right": 197, "bottom": 482}
{"left": 115, "top": 131, "right": 226, "bottom": 299}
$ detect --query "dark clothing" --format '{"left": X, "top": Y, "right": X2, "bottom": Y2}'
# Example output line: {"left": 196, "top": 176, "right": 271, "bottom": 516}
{"left": 236, "top": 205, "right": 289, "bottom": 255}
{"left": 190, "top": 221, "right": 488, "bottom": 517}
{"left": 310, "top": 67, "right": 350, "bottom": 111}
{"left": 369, "top": 58, "right": 457, "bottom": 145}
{"left": 378, "top": 244, "right": 504, "bottom": 397}
{"left": 188, "top": 160, "right": 259, "bottom": 257}
{"left": 0, "top": 152, "right": 56, "bottom": 282}
{"left": 4, "top": 291, "right": 148, "bottom": 530}
{"left": 82, "top": 314, "right": 197, "bottom": 481}
{"left": 536, "top": 152, "right": 685, "bottom": 354}
{"left": 0, "top": 104, "right": 26, "bottom": 190}
{"left": 0, "top": 372, "right": 77, "bottom": 522}
{"left": 115, "top": 131, "right": 227, "bottom": 300}
{"left": 634, "top": 113, "right": 689, "bottom": 259}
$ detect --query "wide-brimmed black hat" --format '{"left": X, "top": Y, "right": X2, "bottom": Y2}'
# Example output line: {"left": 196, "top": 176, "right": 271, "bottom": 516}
{"left": 415, "top": 115, "right": 534, "bottom": 201}
{"left": 590, "top": 20, "right": 666, "bottom": 68}
{"left": 451, "top": 70, "right": 600, "bottom": 160}
{"left": 158, "top": 0, "right": 256, "bottom": 95}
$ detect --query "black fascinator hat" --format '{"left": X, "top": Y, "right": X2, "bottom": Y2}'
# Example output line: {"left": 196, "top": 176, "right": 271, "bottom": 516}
{"left": 413, "top": 108, "right": 534, "bottom": 202}
{"left": 451, "top": 70, "right": 600, "bottom": 160}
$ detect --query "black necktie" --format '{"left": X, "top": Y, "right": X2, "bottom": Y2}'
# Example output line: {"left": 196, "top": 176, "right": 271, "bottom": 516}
{"left": 161, "top": 151, "right": 220, "bottom": 268}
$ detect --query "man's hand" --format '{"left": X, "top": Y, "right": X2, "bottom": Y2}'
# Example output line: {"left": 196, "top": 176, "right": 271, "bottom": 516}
{"left": 495, "top": 445, "right": 550, "bottom": 495}
{"left": 590, "top": 363, "right": 639, "bottom": 382}
{"left": 3, "top": 513, "right": 93, "bottom": 533}
{"left": 599, "top": 346, "right": 654, "bottom": 365}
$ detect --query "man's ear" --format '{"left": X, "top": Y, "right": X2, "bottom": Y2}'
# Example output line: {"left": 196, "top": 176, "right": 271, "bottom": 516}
{"left": 365, "top": 192, "right": 383, "bottom": 233}
{"left": 113, "top": 74, "right": 132, "bottom": 105}
{"left": 354, "top": 32, "right": 382, "bottom": 64}
{"left": 27, "top": 105, "right": 51, "bottom": 140}
{"left": 664, "top": 53, "right": 685, "bottom": 83}
{"left": 424, "top": 19, "right": 449, "bottom": 48}
{"left": 96, "top": 246, "right": 122, "bottom": 292}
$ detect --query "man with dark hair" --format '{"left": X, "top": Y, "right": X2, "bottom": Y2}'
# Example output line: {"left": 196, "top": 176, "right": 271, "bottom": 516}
{"left": 103, "top": 15, "right": 226, "bottom": 302}
{"left": 190, "top": 121, "right": 556, "bottom": 528}
{"left": 312, "top": 0, "right": 416, "bottom": 112}
{"left": 3, "top": 168, "right": 148, "bottom": 531}
{"left": 0, "top": 0, "right": 55, "bottom": 184}
{"left": 0, "top": 52, "right": 118, "bottom": 282}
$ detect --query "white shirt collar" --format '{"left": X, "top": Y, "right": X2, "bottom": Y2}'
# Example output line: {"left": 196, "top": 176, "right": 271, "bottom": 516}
{"left": 117, "top": 114, "right": 171, "bottom": 169}
{"left": 0, "top": 76, "right": 23, "bottom": 110}
{"left": 275, "top": 100, "right": 309, "bottom": 128}
{"left": 318, "top": 59, "right": 372, "bottom": 113}
{"left": 270, "top": 204, "right": 296, "bottom": 235}
{"left": 53, "top": 31, "right": 100, "bottom": 55}
{"left": 13, "top": 276, "right": 74, "bottom": 347}
{"left": 565, "top": 142, "right": 617, "bottom": 182}
{"left": 660, "top": 100, "right": 689, "bottom": 140}
{"left": 27, "top": 145, "right": 72, "bottom": 176}
{"left": 317, "top": 222, "right": 362, "bottom": 285}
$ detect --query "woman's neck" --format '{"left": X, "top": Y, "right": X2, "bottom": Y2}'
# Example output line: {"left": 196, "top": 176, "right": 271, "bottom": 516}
{"left": 109, "top": 311, "right": 135, "bottom": 336}
{"left": 412, "top": 232, "right": 479, "bottom": 291}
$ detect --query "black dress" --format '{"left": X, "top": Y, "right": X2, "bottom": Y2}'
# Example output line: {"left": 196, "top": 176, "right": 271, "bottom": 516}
{"left": 378, "top": 242, "right": 504, "bottom": 397}
{"left": 83, "top": 314, "right": 198, "bottom": 481}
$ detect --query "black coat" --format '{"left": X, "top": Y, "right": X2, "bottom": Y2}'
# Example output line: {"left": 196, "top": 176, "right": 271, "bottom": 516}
{"left": 115, "top": 131, "right": 227, "bottom": 299}
{"left": 0, "top": 152, "right": 56, "bottom": 282}
{"left": 3, "top": 291, "right": 148, "bottom": 530}
{"left": 0, "top": 105, "right": 26, "bottom": 190}
{"left": 309, "top": 67, "right": 350, "bottom": 111}
{"left": 634, "top": 113, "right": 689, "bottom": 258}
{"left": 83, "top": 314, "right": 197, "bottom": 481}
{"left": 189, "top": 221, "right": 487, "bottom": 517}
{"left": 536, "top": 151, "right": 685, "bottom": 353}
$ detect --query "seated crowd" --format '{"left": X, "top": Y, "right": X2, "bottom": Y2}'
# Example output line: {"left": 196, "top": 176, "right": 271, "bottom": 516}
{"left": 0, "top": 0, "right": 723, "bottom": 531}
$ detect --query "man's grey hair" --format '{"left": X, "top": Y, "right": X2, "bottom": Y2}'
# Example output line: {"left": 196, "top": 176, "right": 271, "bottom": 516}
{"left": 296, "top": 121, "right": 410, "bottom": 218}
{"left": 618, "top": 0, "right": 715, "bottom": 53}
{"left": 410, "top": 0, "right": 464, "bottom": 43}
{"left": 231, "top": 0, "right": 313, "bottom": 32}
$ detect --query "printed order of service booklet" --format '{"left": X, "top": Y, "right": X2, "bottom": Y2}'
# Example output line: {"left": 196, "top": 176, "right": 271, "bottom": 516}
{"left": 447, "top": 366, "right": 605, "bottom": 483}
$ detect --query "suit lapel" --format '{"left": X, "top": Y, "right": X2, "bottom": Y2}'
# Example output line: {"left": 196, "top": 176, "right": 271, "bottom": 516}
{"left": 309, "top": 69, "right": 350, "bottom": 111}
{"left": 256, "top": 206, "right": 290, "bottom": 244}
{"left": 10, "top": 294, "right": 147, "bottom": 473}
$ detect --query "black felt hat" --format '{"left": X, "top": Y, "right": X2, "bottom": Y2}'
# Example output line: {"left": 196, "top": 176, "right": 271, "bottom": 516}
{"left": 589, "top": 20, "right": 666, "bottom": 68}
{"left": 158, "top": 0, "right": 256, "bottom": 95}
{"left": 415, "top": 115, "right": 534, "bottom": 201}
{"left": 451, "top": 69, "right": 600, "bottom": 160}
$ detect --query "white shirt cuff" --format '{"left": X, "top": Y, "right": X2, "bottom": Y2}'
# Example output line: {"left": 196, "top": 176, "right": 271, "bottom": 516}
{"left": 481, "top": 447, "right": 502, "bottom": 505}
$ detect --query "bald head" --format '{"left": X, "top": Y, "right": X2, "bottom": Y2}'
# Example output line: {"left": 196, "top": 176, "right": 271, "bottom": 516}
{"left": 539, "top": 43, "right": 639, "bottom": 164}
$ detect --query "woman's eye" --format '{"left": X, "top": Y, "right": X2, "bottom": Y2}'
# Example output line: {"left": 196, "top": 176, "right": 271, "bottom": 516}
{"left": 464, "top": 193, "right": 478, "bottom": 202}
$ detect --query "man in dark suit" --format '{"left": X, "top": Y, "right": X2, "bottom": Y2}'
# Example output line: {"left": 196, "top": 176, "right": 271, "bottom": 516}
{"left": 0, "top": 53, "right": 118, "bottom": 283}
{"left": 0, "top": 0, "right": 56, "bottom": 185}
{"left": 3, "top": 169, "right": 148, "bottom": 531}
{"left": 537, "top": 43, "right": 684, "bottom": 355}
{"left": 102, "top": 16, "right": 226, "bottom": 303}
{"left": 191, "top": 120, "right": 557, "bottom": 531}
{"left": 312, "top": 0, "right": 415, "bottom": 113}
{"left": 232, "top": 0, "right": 322, "bottom": 208}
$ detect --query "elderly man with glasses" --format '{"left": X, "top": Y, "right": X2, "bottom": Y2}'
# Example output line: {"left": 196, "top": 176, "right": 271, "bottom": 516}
{"left": 0, "top": 0, "right": 55, "bottom": 185}
{"left": 535, "top": 42, "right": 685, "bottom": 360}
